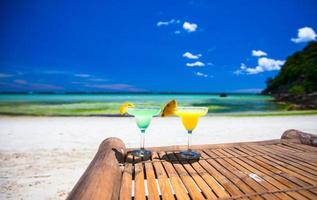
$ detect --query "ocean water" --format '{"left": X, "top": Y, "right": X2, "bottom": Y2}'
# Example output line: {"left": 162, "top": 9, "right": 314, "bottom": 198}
{"left": 0, "top": 94, "right": 285, "bottom": 115}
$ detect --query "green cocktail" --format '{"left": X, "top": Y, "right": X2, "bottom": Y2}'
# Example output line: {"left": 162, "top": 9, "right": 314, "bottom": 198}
{"left": 126, "top": 107, "right": 161, "bottom": 157}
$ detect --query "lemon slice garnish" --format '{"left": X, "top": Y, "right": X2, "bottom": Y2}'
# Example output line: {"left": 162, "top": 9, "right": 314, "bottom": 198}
{"left": 161, "top": 99, "right": 177, "bottom": 117}
{"left": 119, "top": 102, "right": 135, "bottom": 115}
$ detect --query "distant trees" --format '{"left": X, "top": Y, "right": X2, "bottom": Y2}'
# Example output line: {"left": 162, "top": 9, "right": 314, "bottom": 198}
{"left": 263, "top": 41, "right": 317, "bottom": 95}
{"left": 262, "top": 41, "right": 317, "bottom": 108}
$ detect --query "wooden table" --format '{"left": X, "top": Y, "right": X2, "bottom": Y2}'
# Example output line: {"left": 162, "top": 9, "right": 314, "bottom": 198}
{"left": 67, "top": 129, "right": 317, "bottom": 200}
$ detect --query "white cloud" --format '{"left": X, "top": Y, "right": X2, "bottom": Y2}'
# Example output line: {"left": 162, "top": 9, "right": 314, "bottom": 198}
{"left": 235, "top": 57, "right": 285, "bottom": 75}
{"left": 258, "top": 57, "right": 284, "bottom": 71}
{"left": 157, "top": 19, "right": 180, "bottom": 27}
{"left": 174, "top": 30, "right": 181, "bottom": 34}
{"left": 252, "top": 50, "right": 267, "bottom": 57}
{"left": 186, "top": 61, "right": 205, "bottom": 67}
{"left": 195, "top": 72, "right": 208, "bottom": 78}
{"left": 291, "top": 27, "right": 317, "bottom": 43}
{"left": 183, "top": 52, "right": 202, "bottom": 59}
{"left": 75, "top": 74, "right": 91, "bottom": 78}
{"left": 0, "top": 73, "right": 13, "bottom": 78}
{"left": 183, "top": 22, "right": 198, "bottom": 32}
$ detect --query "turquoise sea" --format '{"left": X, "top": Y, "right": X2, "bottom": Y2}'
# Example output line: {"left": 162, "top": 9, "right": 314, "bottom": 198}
{"left": 0, "top": 93, "right": 297, "bottom": 116}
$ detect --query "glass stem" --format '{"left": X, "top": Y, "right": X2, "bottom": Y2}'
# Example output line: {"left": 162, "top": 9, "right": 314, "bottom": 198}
{"left": 187, "top": 130, "right": 192, "bottom": 152}
{"left": 140, "top": 130, "right": 145, "bottom": 150}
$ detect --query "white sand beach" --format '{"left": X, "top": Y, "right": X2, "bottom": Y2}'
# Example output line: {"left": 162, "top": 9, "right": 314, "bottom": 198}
{"left": 1, "top": 115, "right": 317, "bottom": 199}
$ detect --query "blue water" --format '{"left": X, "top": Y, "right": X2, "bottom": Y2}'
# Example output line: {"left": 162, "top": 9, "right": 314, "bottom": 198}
{"left": 0, "top": 93, "right": 283, "bottom": 113}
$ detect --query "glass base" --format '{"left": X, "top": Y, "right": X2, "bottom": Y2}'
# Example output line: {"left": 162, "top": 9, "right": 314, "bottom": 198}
{"left": 180, "top": 150, "right": 200, "bottom": 159}
{"left": 131, "top": 149, "right": 152, "bottom": 158}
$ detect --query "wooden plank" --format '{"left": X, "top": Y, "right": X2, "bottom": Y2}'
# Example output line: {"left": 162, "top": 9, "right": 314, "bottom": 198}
{"left": 253, "top": 144, "right": 317, "bottom": 170}
{"left": 134, "top": 156, "right": 146, "bottom": 200}
{"left": 241, "top": 146, "right": 317, "bottom": 199}
{"left": 204, "top": 149, "right": 263, "bottom": 200}
{"left": 243, "top": 146, "right": 317, "bottom": 185}
{"left": 173, "top": 152, "right": 218, "bottom": 199}
{"left": 120, "top": 153, "right": 133, "bottom": 200}
{"left": 217, "top": 148, "right": 280, "bottom": 200}
{"left": 247, "top": 155, "right": 317, "bottom": 200}
{"left": 283, "top": 142, "right": 317, "bottom": 152}
{"left": 276, "top": 143, "right": 306, "bottom": 152}
{"left": 197, "top": 150, "right": 248, "bottom": 198}
{"left": 151, "top": 152, "right": 175, "bottom": 200}
{"left": 266, "top": 145, "right": 317, "bottom": 171}
{"left": 251, "top": 145, "right": 317, "bottom": 175}
{"left": 144, "top": 161, "right": 160, "bottom": 200}
{"left": 162, "top": 152, "right": 205, "bottom": 200}
{"left": 239, "top": 147, "right": 316, "bottom": 199}
{"left": 268, "top": 144, "right": 303, "bottom": 153}
{"left": 309, "top": 188, "right": 317, "bottom": 195}
{"left": 156, "top": 151, "right": 190, "bottom": 200}
{"left": 189, "top": 157, "right": 231, "bottom": 198}
{"left": 231, "top": 146, "right": 303, "bottom": 200}
{"left": 222, "top": 147, "right": 315, "bottom": 200}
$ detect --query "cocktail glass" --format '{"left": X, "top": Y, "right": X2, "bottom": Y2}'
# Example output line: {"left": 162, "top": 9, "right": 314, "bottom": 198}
{"left": 175, "top": 106, "right": 208, "bottom": 159}
{"left": 126, "top": 107, "right": 161, "bottom": 157}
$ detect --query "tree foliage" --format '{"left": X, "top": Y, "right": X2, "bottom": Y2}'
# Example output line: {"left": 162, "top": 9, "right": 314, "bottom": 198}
{"left": 263, "top": 41, "right": 317, "bottom": 95}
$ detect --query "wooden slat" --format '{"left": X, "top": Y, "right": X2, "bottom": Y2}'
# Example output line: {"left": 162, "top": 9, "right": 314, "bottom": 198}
{"left": 282, "top": 142, "right": 317, "bottom": 152}
{"left": 197, "top": 150, "right": 248, "bottom": 198}
{"left": 243, "top": 146, "right": 317, "bottom": 185}
{"left": 235, "top": 146, "right": 315, "bottom": 199}
{"left": 269, "top": 144, "right": 303, "bottom": 153}
{"left": 222, "top": 147, "right": 315, "bottom": 200}
{"left": 161, "top": 152, "right": 205, "bottom": 200}
{"left": 173, "top": 152, "right": 218, "bottom": 199}
{"left": 151, "top": 152, "right": 175, "bottom": 200}
{"left": 249, "top": 145, "right": 317, "bottom": 175}
{"left": 242, "top": 145, "right": 317, "bottom": 199}
{"left": 156, "top": 151, "right": 190, "bottom": 200}
{"left": 189, "top": 158, "right": 231, "bottom": 198}
{"left": 134, "top": 156, "right": 146, "bottom": 200}
{"left": 205, "top": 149, "right": 260, "bottom": 199}
{"left": 265, "top": 145, "right": 317, "bottom": 172}
{"left": 231, "top": 146, "right": 303, "bottom": 200}
{"left": 215, "top": 148, "right": 280, "bottom": 200}
{"left": 276, "top": 143, "right": 306, "bottom": 152}
{"left": 251, "top": 144, "right": 317, "bottom": 171}
{"left": 120, "top": 154, "right": 133, "bottom": 200}
{"left": 144, "top": 161, "right": 160, "bottom": 200}
{"left": 266, "top": 144, "right": 317, "bottom": 165}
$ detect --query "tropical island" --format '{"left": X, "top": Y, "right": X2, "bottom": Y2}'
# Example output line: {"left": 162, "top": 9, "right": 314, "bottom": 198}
{"left": 263, "top": 41, "right": 317, "bottom": 109}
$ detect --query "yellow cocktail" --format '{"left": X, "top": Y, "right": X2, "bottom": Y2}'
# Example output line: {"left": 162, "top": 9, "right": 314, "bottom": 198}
{"left": 175, "top": 106, "right": 208, "bottom": 159}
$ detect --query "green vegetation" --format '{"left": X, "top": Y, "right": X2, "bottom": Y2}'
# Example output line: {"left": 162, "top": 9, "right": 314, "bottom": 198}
{"left": 263, "top": 41, "right": 317, "bottom": 97}
{"left": 288, "top": 85, "right": 306, "bottom": 95}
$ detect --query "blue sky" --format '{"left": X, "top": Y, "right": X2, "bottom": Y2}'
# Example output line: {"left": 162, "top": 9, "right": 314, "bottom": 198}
{"left": 0, "top": 0, "right": 316, "bottom": 93}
